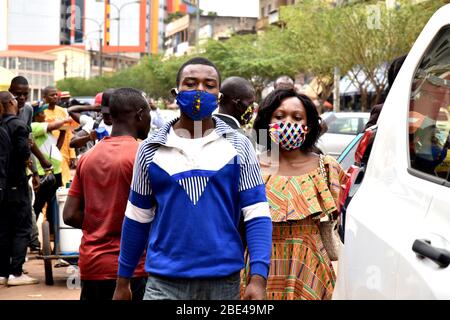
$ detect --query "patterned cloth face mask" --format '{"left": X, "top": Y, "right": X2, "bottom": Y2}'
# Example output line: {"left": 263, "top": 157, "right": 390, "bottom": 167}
{"left": 176, "top": 90, "right": 219, "bottom": 121}
{"left": 269, "top": 121, "right": 308, "bottom": 150}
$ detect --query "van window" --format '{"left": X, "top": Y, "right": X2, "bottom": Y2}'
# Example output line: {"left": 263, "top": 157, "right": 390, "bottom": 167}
{"left": 409, "top": 26, "right": 450, "bottom": 183}
{"left": 327, "top": 117, "right": 360, "bottom": 135}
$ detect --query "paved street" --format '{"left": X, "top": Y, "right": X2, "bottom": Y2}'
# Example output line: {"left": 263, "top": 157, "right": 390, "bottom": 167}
{"left": 0, "top": 253, "right": 80, "bottom": 300}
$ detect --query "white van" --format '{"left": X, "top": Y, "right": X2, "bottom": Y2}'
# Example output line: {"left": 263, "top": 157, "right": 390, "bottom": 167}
{"left": 333, "top": 4, "right": 450, "bottom": 299}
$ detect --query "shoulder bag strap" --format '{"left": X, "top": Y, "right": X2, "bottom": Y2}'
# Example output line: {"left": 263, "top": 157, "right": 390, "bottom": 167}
{"left": 318, "top": 154, "right": 335, "bottom": 221}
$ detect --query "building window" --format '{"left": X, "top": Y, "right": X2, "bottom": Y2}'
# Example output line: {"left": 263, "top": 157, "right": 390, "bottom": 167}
{"left": 34, "top": 59, "right": 42, "bottom": 72}
{"left": 261, "top": 7, "right": 265, "bottom": 17}
{"left": 268, "top": 4, "right": 271, "bottom": 13}
{"left": 31, "top": 89, "right": 39, "bottom": 101}
{"left": 9, "top": 58, "right": 16, "bottom": 69}
{"left": 409, "top": 25, "right": 450, "bottom": 182}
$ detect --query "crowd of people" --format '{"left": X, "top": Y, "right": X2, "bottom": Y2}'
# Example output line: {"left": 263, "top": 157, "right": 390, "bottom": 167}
{"left": 0, "top": 57, "right": 349, "bottom": 300}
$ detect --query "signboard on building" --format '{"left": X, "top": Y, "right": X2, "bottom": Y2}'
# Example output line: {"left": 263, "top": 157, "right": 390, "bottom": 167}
{"left": 182, "top": 0, "right": 198, "bottom": 7}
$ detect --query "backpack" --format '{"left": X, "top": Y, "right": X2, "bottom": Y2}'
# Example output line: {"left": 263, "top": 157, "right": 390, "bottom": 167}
{"left": 0, "top": 118, "right": 12, "bottom": 202}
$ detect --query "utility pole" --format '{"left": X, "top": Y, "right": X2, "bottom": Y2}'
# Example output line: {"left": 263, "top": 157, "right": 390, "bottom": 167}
{"left": 63, "top": 55, "right": 68, "bottom": 79}
{"left": 99, "top": 28, "right": 103, "bottom": 76}
{"left": 333, "top": 66, "right": 340, "bottom": 112}
{"left": 110, "top": 1, "right": 140, "bottom": 71}
{"left": 333, "top": 0, "right": 344, "bottom": 112}
{"left": 195, "top": 0, "right": 200, "bottom": 52}
{"left": 117, "top": 9, "right": 121, "bottom": 70}
{"left": 83, "top": 17, "right": 104, "bottom": 76}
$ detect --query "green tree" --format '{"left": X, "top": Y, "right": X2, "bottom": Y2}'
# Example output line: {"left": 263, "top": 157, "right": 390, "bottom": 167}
{"left": 203, "top": 33, "right": 298, "bottom": 100}
{"left": 278, "top": 0, "right": 446, "bottom": 110}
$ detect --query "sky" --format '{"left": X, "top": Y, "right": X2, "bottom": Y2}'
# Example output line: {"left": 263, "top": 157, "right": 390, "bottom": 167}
{"left": 198, "top": 0, "right": 259, "bottom": 18}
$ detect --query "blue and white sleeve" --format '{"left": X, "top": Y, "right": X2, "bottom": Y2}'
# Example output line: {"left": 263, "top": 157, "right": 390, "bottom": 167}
{"left": 118, "top": 143, "right": 156, "bottom": 278}
{"left": 238, "top": 137, "right": 272, "bottom": 279}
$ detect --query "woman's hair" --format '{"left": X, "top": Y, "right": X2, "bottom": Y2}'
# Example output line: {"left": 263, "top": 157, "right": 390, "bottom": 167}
{"left": 253, "top": 89, "right": 321, "bottom": 152}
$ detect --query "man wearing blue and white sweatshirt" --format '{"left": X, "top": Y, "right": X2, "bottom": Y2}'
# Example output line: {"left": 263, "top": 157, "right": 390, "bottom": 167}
{"left": 113, "top": 57, "right": 272, "bottom": 300}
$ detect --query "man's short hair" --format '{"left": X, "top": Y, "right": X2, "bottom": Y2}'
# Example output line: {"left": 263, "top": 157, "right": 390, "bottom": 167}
{"left": 176, "top": 57, "right": 221, "bottom": 87}
{"left": 99, "top": 88, "right": 115, "bottom": 114}
{"left": 42, "top": 86, "right": 56, "bottom": 97}
{"left": 10, "top": 76, "right": 29, "bottom": 87}
{"left": 221, "top": 76, "right": 255, "bottom": 101}
{"left": 109, "top": 88, "right": 148, "bottom": 120}
{"left": 274, "top": 75, "right": 294, "bottom": 89}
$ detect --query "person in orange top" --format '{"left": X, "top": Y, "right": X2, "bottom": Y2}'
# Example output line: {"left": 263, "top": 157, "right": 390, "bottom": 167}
{"left": 42, "top": 86, "right": 76, "bottom": 185}
{"left": 250, "top": 89, "right": 347, "bottom": 300}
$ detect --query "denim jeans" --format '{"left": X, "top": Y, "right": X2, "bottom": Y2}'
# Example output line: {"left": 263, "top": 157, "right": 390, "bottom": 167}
{"left": 143, "top": 272, "right": 241, "bottom": 300}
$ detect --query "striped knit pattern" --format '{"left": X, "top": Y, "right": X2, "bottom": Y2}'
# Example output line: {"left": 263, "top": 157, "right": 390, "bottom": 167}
{"left": 131, "top": 115, "right": 265, "bottom": 206}
{"left": 131, "top": 141, "right": 159, "bottom": 197}
{"left": 178, "top": 176, "right": 210, "bottom": 205}
{"left": 241, "top": 155, "right": 346, "bottom": 300}
{"left": 224, "top": 129, "right": 264, "bottom": 192}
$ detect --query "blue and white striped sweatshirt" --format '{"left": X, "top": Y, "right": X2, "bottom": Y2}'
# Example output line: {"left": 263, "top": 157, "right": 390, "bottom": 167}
{"left": 118, "top": 116, "right": 272, "bottom": 279}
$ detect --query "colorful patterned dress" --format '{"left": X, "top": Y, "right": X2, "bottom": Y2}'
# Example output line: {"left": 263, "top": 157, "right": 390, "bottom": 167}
{"left": 242, "top": 155, "right": 346, "bottom": 300}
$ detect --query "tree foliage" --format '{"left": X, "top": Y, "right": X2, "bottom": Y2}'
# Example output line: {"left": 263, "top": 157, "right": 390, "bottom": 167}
{"left": 57, "top": 0, "right": 448, "bottom": 109}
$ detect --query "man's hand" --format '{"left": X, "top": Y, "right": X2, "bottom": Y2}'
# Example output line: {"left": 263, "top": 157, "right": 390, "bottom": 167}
{"left": 69, "top": 158, "right": 77, "bottom": 169}
{"left": 32, "top": 173, "right": 40, "bottom": 191}
{"left": 40, "top": 158, "right": 52, "bottom": 170}
{"left": 113, "top": 277, "right": 132, "bottom": 300}
{"left": 242, "top": 274, "right": 267, "bottom": 300}
{"left": 28, "top": 135, "right": 34, "bottom": 148}
{"left": 89, "top": 130, "right": 97, "bottom": 141}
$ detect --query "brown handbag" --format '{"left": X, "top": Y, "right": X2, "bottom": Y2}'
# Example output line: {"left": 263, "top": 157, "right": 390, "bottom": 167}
{"left": 317, "top": 154, "right": 341, "bottom": 261}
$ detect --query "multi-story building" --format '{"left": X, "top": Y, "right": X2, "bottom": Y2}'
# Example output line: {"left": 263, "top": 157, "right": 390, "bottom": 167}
{"left": 2, "top": 0, "right": 192, "bottom": 56}
{"left": 257, "top": 0, "right": 340, "bottom": 30}
{"left": 44, "top": 47, "right": 91, "bottom": 81}
{"left": 257, "top": 0, "right": 296, "bottom": 29}
{"left": 165, "top": 13, "right": 257, "bottom": 57}
{"left": 0, "top": 0, "right": 194, "bottom": 88}
{"left": 0, "top": 51, "right": 56, "bottom": 100}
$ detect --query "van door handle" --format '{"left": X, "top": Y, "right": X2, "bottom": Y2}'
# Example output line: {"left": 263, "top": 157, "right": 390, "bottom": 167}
{"left": 412, "top": 239, "right": 450, "bottom": 268}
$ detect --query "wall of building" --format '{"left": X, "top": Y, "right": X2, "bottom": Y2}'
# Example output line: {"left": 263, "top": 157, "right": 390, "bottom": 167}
{"left": 187, "top": 15, "right": 257, "bottom": 46}
{"left": 0, "top": 51, "right": 55, "bottom": 100}
{"left": 46, "top": 48, "right": 91, "bottom": 81}
{"left": 0, "top": 0, "right": 7, "bottom": 51}
{"left": 83, "top": 0, "right": 106, "bottom": 52}
{"left": 164, "top": 13, "right": 257, "bottom": 57}
{"left": 106, "top": 0, "right": 141, "bottom": 48}
{"left": 7, "top": 0, "right": 61, "bottom": 46}
{"left": 167, "top": 0, "right": 187, "bottom": 14}
{"left": 6, "top": 0, "right": 150, "bottom": 54}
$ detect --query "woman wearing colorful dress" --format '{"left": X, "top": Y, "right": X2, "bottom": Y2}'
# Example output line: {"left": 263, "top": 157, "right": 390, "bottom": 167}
{"left": 250, "top": 89, "right": 347, "bottom": 300}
